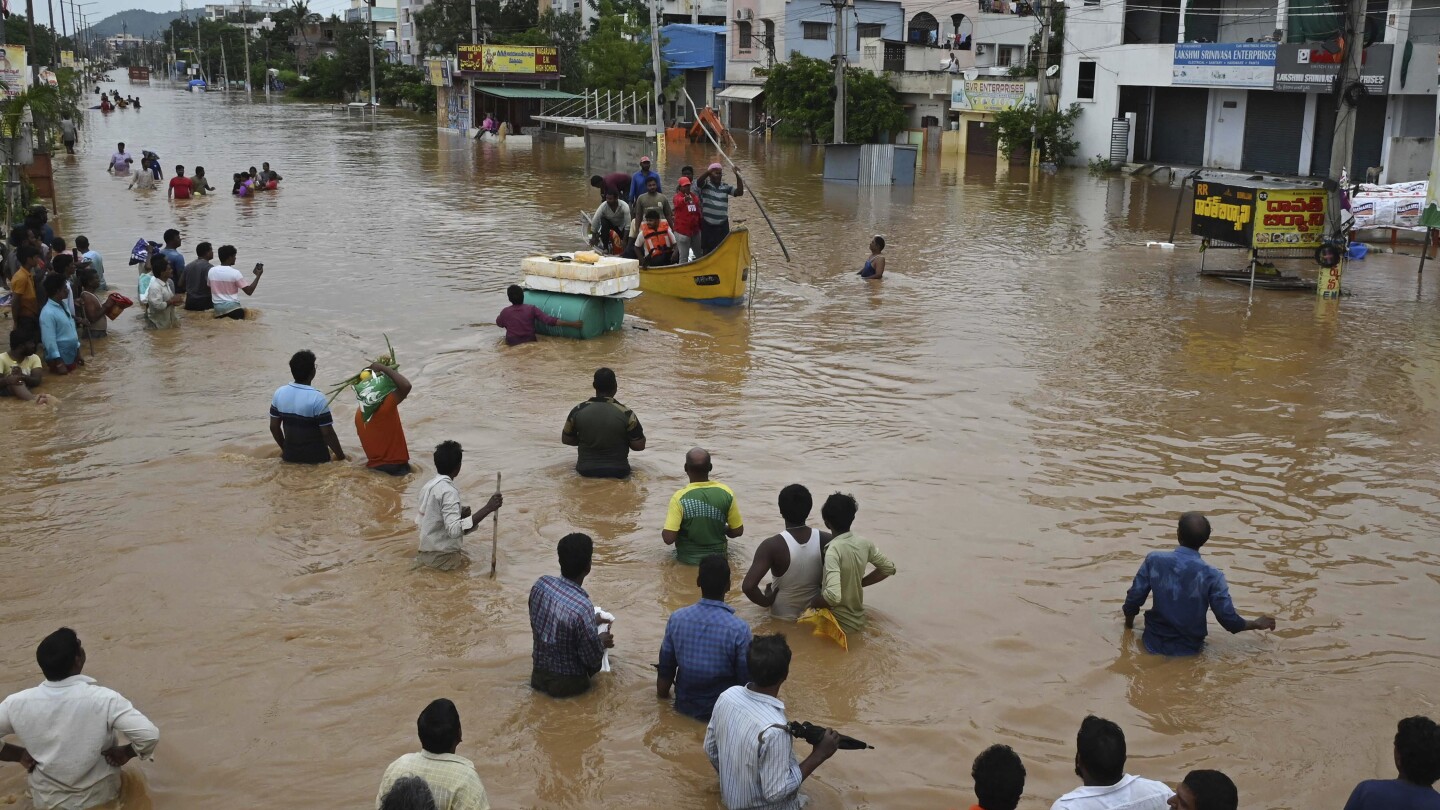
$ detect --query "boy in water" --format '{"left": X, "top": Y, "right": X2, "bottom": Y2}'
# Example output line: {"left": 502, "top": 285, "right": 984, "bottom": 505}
{"left": 0, "top": 330, "right": 43, "bottom": 400}
{"left": 495, "top": 285, "right": 581, "bottom": 346}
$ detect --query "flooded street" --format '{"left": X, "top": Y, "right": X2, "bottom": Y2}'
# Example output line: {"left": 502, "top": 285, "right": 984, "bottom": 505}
{"left": 3, "top": 85, "right": 1440, "bottom": 809}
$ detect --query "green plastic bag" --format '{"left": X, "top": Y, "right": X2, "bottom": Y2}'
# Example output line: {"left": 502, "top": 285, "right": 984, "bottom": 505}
{"left": 355, "top": 372, "right": 397, "bottom": 422}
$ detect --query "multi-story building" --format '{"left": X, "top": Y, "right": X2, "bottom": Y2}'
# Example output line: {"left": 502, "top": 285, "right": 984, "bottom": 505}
{"left": 344, "top": 0, "right": 399, "bottom": 38}
{"left": 202, "top": 1, "right": 287, "bottom": 21}
{"left": 1059, "top": 0, "right": 1439, "bottom": 180}
{"left": 721, "top": 0, "right": 905, "bottom": 129}
{"left": 398, "top": 0, "right": 430, "bottom": 65}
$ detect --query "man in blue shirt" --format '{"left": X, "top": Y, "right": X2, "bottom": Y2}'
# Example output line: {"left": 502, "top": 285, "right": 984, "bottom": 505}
{"left": 1343, "top": 715, "right": 1440, "bottom": 810}
{"left": 1122, "top": 512, "right": 1275, "bottom": 655}
{"left": 39, "top": 276, "right": 81, "bottom": 374}
{"left": 628, "top": 156, "right": 660, "bottom": 204}
{"left": 268, "top": 350, "right": 346, "bottom": 464}
{"left": 657, "top": 554, "right": 752, "bottom": 721}
{"left": 158, "top": 229, "right": 186, "bottom": 290}
{"left": 529, "top": 533, "right": 614, "bottom": 698}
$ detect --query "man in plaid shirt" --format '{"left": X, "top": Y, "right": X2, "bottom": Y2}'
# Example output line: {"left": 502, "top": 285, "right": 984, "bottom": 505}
{"left": 657, "top": 554, "right": 753, "bottom": 720}
{"left": 528, "top": 533, "right": 614, "bottom": 698}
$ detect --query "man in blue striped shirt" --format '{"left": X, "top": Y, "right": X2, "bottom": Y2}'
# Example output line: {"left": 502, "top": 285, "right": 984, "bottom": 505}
{"left": 1122, "top": 512, "right": 1276, "bottom": 656}
{"left": 704, "top": 635, "right": 839, "bottom": 810}
{"left": 657, "top": 554, "right": 752, "bottom": 721}
{"left": 269, "top": 350, "right": 346, "bottom": 464}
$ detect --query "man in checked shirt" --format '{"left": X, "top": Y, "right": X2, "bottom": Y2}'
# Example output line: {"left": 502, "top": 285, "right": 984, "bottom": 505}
{"left": 528, "top": 533, "right": 615, "bottom": 698}
{"left": 657, "top": 554, "right": 753, "bottom": 721}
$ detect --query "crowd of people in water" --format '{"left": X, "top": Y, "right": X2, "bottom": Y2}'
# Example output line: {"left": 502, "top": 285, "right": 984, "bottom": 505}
{"left": 102, "top": 139, "right": 282, "bottom": 199}
{"left": 0, "top": 116, "right": 1434, "bottom": 810}
{"left": 0, "top": 209, "right": 266, "bottom": 399}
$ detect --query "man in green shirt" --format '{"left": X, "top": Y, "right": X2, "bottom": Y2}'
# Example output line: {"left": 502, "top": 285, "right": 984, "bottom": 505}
{"left": 562, "top": 367, "right": 646, "bottom": 478}
{"left": 812, "top": 492, "right": 895, "bottom": 633}
{"left": 662, "top": 448, "right": 744, "bottom": 564}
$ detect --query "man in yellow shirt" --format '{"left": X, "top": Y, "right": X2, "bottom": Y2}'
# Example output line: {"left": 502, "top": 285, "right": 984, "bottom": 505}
{"left": 812, "top": 492, "right": 895, "bottom": 633}
{"left": 662, "top": 448, "right": 744, "bottom": 564}
{"left": 8, "top": 244, "right": 43, "bottom": 331}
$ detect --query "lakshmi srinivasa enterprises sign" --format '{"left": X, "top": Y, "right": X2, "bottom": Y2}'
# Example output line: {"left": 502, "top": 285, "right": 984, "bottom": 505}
{"left": 1172, "top": 43, "right": 1275, "bottom": 88}
{"left": 457, "top": 45, "right": 558, "bottom": 75}
{"left": 950, "top": 79, "right": 1037, "bottom": 112}
{"left": 1190, "top": 181, "right": 1327, "bottom": 248}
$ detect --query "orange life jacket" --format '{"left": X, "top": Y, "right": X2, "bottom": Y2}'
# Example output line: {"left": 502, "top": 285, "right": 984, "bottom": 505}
{"left": 640, "top": 221, "right": 674, "bottom": 258}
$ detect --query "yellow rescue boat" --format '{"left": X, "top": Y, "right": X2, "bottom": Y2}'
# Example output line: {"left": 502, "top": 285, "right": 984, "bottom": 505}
{"left": 639, "top": 226, "right": 750, "bottom": 306}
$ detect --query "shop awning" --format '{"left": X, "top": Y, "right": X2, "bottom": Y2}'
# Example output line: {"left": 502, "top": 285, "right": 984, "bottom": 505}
{"left": 716, "top": 85, "right": 764, "bottom": 102}
{"left": 475, "top": 87, "right": 581, "bottom": 100}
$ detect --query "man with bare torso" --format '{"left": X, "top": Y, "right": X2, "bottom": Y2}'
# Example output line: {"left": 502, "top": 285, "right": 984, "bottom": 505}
{"left": 741, "top": 484, "right": 830, "bottom": 621}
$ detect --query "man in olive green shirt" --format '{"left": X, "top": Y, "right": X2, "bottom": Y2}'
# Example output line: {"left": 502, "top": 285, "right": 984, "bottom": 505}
{"left": 562, "top": 367, "right": 646, "bottom": 478}
{"left": 812, "top": 492, "right": 895, "bottom": 633}
{"left": 662, "top": 448, "right": 744, "bottom": 564}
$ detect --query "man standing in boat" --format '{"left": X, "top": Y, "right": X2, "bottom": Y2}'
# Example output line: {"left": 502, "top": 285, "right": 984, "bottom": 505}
{"left": 696, "top": 163, "right": 743, "bottom": 257}
{"left": 628, "top": 156, "right": 661, "bottom": 204}
{"left": 590, "top": 189, "right": 632, "bottom": 256}
{"left": 672, "top": 177, "right": 702, "bottom": 263}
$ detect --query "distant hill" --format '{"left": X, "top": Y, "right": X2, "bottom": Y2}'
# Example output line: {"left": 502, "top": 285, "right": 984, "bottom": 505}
{"left": 86, "top": 9, "right": 182, "bottom": 40}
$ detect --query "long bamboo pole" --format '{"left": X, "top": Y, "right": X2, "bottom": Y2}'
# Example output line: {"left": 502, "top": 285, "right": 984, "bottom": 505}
{"left": 682, "top": 89, "right": 791, "bottom": 262}
{"left": 490, "top": 472, "right": 501, "bottom": 578}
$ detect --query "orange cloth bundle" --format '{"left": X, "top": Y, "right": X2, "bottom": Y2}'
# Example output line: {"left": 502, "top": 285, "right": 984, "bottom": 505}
{"left": 103, "top": 292, "right": 134, "bottom": 320}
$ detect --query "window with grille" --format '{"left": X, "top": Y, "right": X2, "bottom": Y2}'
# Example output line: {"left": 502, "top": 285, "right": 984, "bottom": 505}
{"left": 803, "top": 21, "right": 829, "bottom": 40}
{"left": 738, "top": 21, "right": 752, "bottom": 51}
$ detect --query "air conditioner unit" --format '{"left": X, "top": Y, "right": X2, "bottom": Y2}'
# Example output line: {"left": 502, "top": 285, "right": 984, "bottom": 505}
{"left": 736, "top": 8, "right": 753, "bottom": 20}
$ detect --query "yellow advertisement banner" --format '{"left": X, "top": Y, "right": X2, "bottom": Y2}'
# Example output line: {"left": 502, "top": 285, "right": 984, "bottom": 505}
{"left": 1251, "top": 188, "right": 1326, "bottom": 248}
{"left": 0, "top": 45, "right": 29, "bottom": 100}
{"left": 457, "top": 45, "right": 558, "bottom": 74}
{"left": 426, "top": 58, "right": 449, "bottom": 86}
{"left": 61, "top": 51, "right": 75, "bottom": 68}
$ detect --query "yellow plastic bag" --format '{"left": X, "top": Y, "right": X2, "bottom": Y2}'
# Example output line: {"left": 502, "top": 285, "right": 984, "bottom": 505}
{"left": 573, "top": 251, "right": 601, "bottom": 264}
{"left": 797, "top": 608, "right": 848, "bottom": 651}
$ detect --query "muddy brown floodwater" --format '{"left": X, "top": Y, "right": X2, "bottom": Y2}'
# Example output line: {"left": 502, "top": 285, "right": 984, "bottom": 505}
{"left": 1, "top": 86, "right": 1438, "bottom": 810}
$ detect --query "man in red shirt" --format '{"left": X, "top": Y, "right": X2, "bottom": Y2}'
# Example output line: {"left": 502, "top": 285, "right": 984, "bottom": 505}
{"left": 495, "top": 285, "right": 582, "bottom": 345}
{"left": 167, "top": 165, "right": 193, "bottom": 201}
{"left": 672, "top": 176, "right": 702, "bottom": 264}
{"left": 354, "top": 361, "right": 412, "bottom": 475}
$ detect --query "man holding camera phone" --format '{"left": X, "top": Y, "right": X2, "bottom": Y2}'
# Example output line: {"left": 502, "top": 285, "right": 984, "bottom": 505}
{"left": 704, "top": 634, "right": 840, "bottom": 809}
{"left": 206, "top": 244, "right": 263, "bottom": 320}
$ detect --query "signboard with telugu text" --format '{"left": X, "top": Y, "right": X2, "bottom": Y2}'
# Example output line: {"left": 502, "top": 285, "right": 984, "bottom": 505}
{"left": 0, "top": 45, "right": 29, "bottom": 101}
{"left": 457, "top": 45, "right": 558, "bottom": 75}
{"left": 1274, "top": 43, "right": 1392, "bottom": 94}
{"left": 949, "top": 79, "right": 1036, "bottom": 112}
{"left": 1190, "top": 181, "right": 1327, "bottom": 248}
{"left": 1172, "top": 43, "right": 1275, "bottom": 88}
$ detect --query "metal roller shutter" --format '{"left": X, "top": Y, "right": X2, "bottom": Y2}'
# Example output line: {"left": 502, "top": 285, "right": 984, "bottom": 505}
{"left": 1310, "top": 95, "right": 1388, "bottom": 177}
{"left": 1150, "top": 88, "right": 1208, "bottom": 166}
{"left": 1242, "top": 90, "right": 1306, "bottom": 174}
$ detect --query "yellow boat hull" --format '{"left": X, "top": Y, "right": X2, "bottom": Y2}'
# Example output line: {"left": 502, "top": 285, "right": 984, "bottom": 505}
{"left": 638, "top": 226, "right": 750, "bottom": 306}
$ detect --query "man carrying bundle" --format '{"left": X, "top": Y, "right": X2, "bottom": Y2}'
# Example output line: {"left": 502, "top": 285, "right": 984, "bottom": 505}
{"left": 355, "top": 362, "right": 413, "bottom": 476}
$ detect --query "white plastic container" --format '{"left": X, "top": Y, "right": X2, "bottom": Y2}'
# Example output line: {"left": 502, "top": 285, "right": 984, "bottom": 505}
{"left": 521, "top": 255, "right": 640, "bottom": 281}
{"left": 522, "top": 272, "right": 640, "bottom": 297}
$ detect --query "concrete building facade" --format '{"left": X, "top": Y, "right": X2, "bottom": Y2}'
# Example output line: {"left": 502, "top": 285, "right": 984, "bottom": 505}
{"left": 1059, "top": 0, "right": 1439, "bottom": 181}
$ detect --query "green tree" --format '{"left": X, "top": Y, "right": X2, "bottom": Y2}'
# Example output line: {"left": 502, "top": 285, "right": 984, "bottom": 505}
{"left": 1009, "top": 4, "right": 1063, "bottom": 79}
{"left": 762, "top": 54, "right": 905, "bottom": 144}
{"left": 990, "top": 101, "right": 1081, "bottom": 163}
{"left": 579, "top": 0, "right": 654, "bottom": 96}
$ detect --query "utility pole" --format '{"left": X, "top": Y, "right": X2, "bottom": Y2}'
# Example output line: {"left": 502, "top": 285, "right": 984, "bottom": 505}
{"left": 27, "top": 0, "right": 39, "bottom": 85}
{"left": 1320, "top": 0, "right": 1366, "bottom": 300}
{"left": 243, "top": 0, "right": 252, "bottom": 95}
{"left": 470, "top": 0, "right": 478, "bottom": 44}
{"left": 46, "top": 0, "right": 58, "bottom": 71}
{"left": 367, "top": 0, "right": 377, "bottom": 106}
{"left": 830, "top": 0, "right": 845, "bottom": 143}
{"left": 220, "top": 34, "right": 228, "bottom": 92}
{"left": 690, "top": 0, "right": 697, "bottom": 24}
{"left": 650, "top": 0, "right": 664, "bottom": 139}
{"left": 1030, "top": 0, "right": 1052, "bottom": 171}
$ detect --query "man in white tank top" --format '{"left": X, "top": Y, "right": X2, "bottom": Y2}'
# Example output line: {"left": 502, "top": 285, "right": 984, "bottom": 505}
{"left": 741, "top": 484, "right": 831, "bottom": 621}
